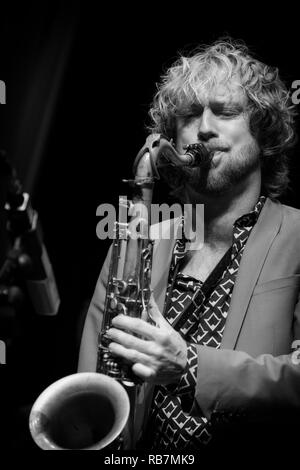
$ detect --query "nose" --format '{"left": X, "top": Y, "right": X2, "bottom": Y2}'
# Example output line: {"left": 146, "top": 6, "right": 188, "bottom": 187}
{"left": 197, "top": 108, "right": 217, "bottom": 142}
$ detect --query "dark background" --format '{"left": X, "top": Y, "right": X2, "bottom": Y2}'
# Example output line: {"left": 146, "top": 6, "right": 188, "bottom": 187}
{"left": 0, "top": 2, "right": 300, "bottom": 450}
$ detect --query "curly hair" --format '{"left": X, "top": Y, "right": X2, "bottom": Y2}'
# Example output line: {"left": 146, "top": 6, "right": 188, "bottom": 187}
{"left": 148, "top": 38, "right": 297, "bottom": 199}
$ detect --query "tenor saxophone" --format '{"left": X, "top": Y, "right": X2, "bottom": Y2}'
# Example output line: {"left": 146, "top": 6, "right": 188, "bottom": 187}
{"left": 28, "top": 134, "right": 209, "bottom": 450}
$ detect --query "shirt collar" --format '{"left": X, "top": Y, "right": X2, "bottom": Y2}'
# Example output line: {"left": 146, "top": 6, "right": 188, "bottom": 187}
{"left": 233, "top": 195, "right": 266, "bottom": 229}
{"left": 174, "top": 195, "right": 266, "bottom": 255}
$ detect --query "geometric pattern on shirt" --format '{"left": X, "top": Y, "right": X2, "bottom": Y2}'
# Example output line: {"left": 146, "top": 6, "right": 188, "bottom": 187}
{"left": 148, "top": 196, "right": 266, "bottom": 451}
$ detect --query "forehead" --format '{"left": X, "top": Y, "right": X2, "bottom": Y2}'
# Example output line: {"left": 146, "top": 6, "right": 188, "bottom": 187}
{"left": 198, "top": 76, "right": 247, "bottom": 107}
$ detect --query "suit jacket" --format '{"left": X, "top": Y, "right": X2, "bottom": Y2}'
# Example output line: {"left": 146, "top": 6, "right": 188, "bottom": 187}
{"left": 78, "top": 198, "right": 300, "bottom": 447}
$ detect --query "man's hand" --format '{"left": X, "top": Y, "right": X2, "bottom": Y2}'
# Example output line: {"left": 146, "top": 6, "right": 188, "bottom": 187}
{"left": 106, "top": 295, "right": 187, "bottom": 384}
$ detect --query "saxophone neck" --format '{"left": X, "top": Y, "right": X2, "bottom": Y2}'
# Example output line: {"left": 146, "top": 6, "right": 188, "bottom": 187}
{"left": 133, "top": 133, "right": 209, "bottom": 183}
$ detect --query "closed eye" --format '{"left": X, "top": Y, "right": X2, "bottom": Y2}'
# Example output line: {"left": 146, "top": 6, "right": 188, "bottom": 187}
{"left": 217, "top": 110, "right": 241, "bottom": 118}
{"left": 211, "top": 103, "right": 243, "bottom": 118}
{"left": 177, "top": 103, "right": 204, "bottom": 122}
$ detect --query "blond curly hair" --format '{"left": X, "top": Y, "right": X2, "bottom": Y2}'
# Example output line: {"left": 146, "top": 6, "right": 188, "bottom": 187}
{"left": 148, "top": 39, "right": 296, "bottom": 198}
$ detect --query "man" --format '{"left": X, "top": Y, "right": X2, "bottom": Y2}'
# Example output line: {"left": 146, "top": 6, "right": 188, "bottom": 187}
{"left": 78, "top": 39, "right": 300, "bottom": 451}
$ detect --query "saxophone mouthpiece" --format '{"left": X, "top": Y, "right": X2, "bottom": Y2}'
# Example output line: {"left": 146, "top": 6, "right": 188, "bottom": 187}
{"left": 183, "top": 143, "right": 210, "bottom": 167}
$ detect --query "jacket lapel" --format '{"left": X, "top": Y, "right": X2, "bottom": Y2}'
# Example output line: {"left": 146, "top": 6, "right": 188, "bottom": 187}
{"left": 221, "top": 198, "right": 283, "bottom": 349}
{"left": 150, "top": 217, "right": 182, "bottom": 313}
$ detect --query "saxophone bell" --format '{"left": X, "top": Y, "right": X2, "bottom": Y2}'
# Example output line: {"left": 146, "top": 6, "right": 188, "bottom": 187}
{"left": 29, "top": 373, "right": 130, "bottom": 450}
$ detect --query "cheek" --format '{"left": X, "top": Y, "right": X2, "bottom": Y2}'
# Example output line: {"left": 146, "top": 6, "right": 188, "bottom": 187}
{"left": 224, "top": 119, "right": 254, "bottom": 146}
{"left": 176, "top": 119, "right": 200, "bottom": 142}
{"left": 176, "top": 126, "right": 194, "bottom": 149}
{"left": 177, "top": 122, "right": 192, "bottom": 138}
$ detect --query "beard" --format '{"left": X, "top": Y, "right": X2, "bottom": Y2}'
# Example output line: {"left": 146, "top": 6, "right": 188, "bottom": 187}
{"left": 165, "top": 140, "right": 260, "bottom": 198}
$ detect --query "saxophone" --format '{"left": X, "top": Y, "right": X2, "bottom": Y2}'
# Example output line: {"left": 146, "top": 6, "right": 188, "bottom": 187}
{"left": 28, "top": 134, "right": 209, "bottom": 450}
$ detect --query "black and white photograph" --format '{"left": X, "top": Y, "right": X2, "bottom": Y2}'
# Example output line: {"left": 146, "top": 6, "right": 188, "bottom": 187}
{"left": 0, "top": 3, "right": 300, "bottom": 463}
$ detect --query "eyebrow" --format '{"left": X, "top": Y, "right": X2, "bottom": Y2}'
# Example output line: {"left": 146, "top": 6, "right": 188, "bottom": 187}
{"left": 176, "top": 102, "right": 204, "bottom": 116}
{"left": 209, "top": 100, "right": 245, "bottom": 112}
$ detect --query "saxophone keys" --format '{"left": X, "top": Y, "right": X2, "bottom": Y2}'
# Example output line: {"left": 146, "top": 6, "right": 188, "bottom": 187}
{"left": 117, "top": 303, "right": 128, "bottom": 315}
{"left": 110, "top": 296, "right": 118, "bottom": 310}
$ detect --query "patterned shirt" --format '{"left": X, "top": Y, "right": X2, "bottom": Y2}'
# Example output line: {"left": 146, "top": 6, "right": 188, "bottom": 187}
{"left": 145, "top": 196, "right": 266, "bottom": 451}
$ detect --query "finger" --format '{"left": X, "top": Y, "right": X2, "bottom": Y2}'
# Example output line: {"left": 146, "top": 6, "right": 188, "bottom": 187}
{"left": 107, "top": 327, "right": 157, "bottom": 355}
{"left": 149, "top": 294, "right": 170, "bottom": 328}
{"left": 108, "top": 341, "right": 153, "bottom": 366}
{"left": 132, "top": 362, "right": 155, "bottom": 381}
{"left": 111, "top": 315, "right": 163, "bottom": 341}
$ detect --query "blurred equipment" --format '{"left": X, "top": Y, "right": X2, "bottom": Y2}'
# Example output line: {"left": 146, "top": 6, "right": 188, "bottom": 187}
{"left": 0, "top": 150, "right": 60, "bottom": 316}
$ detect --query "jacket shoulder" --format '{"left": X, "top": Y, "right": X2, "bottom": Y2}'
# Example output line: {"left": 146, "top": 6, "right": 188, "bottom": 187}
{"left": 281, "top": 203, "right": 300, "bottom": 227}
